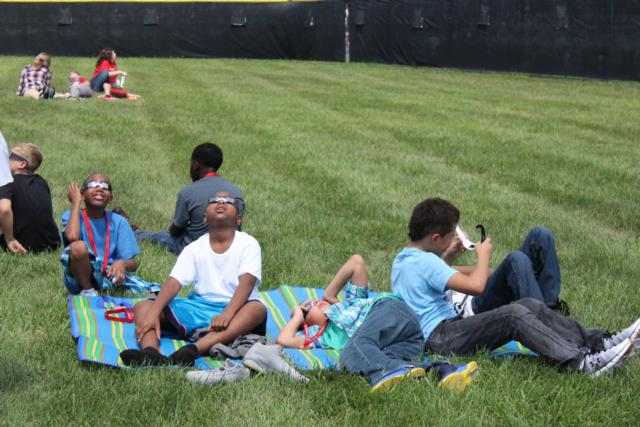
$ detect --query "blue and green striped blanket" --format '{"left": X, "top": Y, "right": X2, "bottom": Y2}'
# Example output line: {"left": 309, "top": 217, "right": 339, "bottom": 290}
{"left": 68, "top": 285, "right": 535, "bottom": 370}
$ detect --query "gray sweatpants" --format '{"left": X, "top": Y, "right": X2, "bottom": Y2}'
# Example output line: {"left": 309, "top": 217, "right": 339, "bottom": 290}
{"left": 69, "top": 84, "right": 93, "bottom": 99}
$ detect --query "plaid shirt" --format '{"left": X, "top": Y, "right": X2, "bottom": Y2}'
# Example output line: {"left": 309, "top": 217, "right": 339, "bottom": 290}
{"left": 17, "top": 65, "right": 51, "bottom": 96}
{"left": 323, "top": 282, "right": 399, "bottom": 339}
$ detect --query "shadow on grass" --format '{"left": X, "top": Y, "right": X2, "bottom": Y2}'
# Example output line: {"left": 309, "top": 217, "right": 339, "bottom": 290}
{"left": 0, "top": 356, "right": 33, "bottom": 393}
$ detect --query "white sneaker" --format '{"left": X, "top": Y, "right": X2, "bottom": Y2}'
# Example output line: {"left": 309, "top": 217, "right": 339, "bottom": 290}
{"left": 79, "top": 288, "right": 98, "bottom": 297}
{"left": 186, "top": 359, "right": 250, "bottom": 385}
{"left": 447, "top": 290, "right": 475, "bottom": 318}
{"left": 243, "top": 343, "right": 309, "bottom": 383}
{"left": 580, "top": 338, "right": 633, "bottom": 377}
{"left": 602, "top": 318, "right": 640, "bottom": 350}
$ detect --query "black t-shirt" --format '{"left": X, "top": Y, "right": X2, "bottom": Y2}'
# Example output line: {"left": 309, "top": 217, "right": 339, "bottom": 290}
{"left": 0, "top": 174, "right": 60, "bottom": 252}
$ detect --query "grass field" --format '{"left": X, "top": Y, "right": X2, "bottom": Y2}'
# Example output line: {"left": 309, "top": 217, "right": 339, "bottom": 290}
{"left": 1, "top": 55, "right": 640, "bottom": 426}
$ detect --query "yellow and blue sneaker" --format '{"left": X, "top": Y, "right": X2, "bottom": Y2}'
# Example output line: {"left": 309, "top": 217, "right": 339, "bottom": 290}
{"left": 370, "top": 367, "right": 426, "bottom": 393}
{"left": 436, "top": 361, "right": 479, "bottom": 392}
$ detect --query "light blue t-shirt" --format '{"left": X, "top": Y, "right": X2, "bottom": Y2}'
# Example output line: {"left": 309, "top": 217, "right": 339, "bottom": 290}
{"left": 61, "top": 210, "right": 140, "bottom": 266}
{"left": 391, "top": 247, "right": 457, "bottom": 341}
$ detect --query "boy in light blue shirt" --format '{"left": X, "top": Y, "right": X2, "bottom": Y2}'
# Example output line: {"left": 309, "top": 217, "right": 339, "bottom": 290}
{"left": 392, "top": 197, "right": 639, "bottom": 377}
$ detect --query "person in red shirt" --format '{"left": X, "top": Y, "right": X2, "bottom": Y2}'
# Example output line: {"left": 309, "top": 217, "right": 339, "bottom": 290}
{"left": 89, "top": 48, "right": 139, "bottom": 101}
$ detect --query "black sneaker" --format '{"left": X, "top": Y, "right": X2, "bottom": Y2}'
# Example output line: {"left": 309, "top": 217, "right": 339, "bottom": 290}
{"left": 120, "top": 347, "right": 169, "bottom": 367}
{"left": 168, "top": 344, "right": 199, "bottom": 366}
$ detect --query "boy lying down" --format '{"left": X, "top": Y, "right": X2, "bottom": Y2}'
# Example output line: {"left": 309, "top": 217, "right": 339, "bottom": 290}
{"left": 276, "top": 255, "right": 478, "bottom": 392}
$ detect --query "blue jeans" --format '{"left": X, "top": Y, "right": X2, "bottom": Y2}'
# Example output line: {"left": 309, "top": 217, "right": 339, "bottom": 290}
{"left": 339, "top": 298, "right": 425, "bottom": 385}
{"left": 427, "top": 298, "right": 607, "bottom": 368}
{"left": 472, "top": 227, "right": 561, "bottom": 314}
{"left": 90, "top": 70, "right": 109, "bottom": 92}
{"left": 135, "top": 230, "right": 184, "bottom": 255}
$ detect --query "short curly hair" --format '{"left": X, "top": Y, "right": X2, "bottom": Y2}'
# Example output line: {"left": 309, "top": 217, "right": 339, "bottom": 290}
{"left": 408, "top": 198, "right": 459, "bottom": 241}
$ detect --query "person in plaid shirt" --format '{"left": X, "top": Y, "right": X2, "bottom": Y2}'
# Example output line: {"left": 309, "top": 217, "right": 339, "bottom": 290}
{"left": 277, "top": 255, "right": 479, "bottom": 392}
{"left": 16, "top": 52, "right": 52, "bottom": 99}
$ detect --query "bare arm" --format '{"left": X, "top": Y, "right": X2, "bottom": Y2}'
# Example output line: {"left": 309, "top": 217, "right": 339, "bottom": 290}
{"left": 323, "top": 254, "right": 368, "bottom": 303}
{"left": 0, "top": 199, "right": 26, "bottom": 254}
{"left": 276, "top": 307, "right": 306, "bottom": 349}
{"left": 446, "top": 239, "right": 493, "bottom": 296}
{"left": 64, "top": 183, "right": 83, "bottom": 242}
{"left": 108, "top": 70, "right": 126, "bottom": 78}
{"left": 453, "top": 266, "right": 495, "bottom": 275}
{"left": 209, "top": 273, "right": 257, "bottom": 332}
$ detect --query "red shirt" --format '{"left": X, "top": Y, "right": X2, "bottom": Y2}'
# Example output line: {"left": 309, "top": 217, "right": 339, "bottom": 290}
{"left": 92, "top": 60, "right": 117, "bottom": 84}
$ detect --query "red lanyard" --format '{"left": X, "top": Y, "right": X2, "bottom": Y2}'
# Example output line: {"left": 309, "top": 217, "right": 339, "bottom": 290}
{"left": 201, "top": 171, "right": 218, "bottom": 179}
{"left": 81, "top": 209, "right": 110, "bottom": 276}
{"left": 303, "top": 320, "right": 328, "bottom": 348}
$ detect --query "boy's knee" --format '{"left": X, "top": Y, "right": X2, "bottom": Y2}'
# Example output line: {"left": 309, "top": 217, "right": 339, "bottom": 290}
{"left": 133, "top": 300, "right": 155, "bottom": 321}
{"left": 506, "top": 251, "right": 532, "bottom": 270}
{"left": 350, "top": 254, "right": 365, "bottom": 267}
{"left": 501, "top": 301, "right": 532, "bottom": 318}
{"left": 527, "top": 227, "right": 555, "bottom": 244}
{"left": 253, "top": 301, "right": 267, "bottom": 321}
{"left": 239, "top": 300, "right": 266, "bottom": 323}
{"left": 69, "top": 241, "right": 89, "bottom": 258}
{"left": 513, "top": 297, "right": 545, "bottom": 311}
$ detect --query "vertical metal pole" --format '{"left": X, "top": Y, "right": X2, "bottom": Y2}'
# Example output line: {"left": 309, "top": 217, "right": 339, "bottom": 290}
{"left": 345, "top": 2, "right": 350, "bottom": 63}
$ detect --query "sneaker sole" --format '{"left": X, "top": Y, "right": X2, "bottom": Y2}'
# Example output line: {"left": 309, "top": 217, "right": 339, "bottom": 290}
{"left": 590, "top": 339, "right": 633, "bottom": 378}
{"left": 370, "top": 368, "right": 425, "bottom": 393}
{"left": 185, "top": 371, "right": 223, "bottom": 385}
{"left": 438, "top": 361, "right": 479, "bottom": 392}
{"left": 243, "top": 359, "right": 267, "bottom": 373}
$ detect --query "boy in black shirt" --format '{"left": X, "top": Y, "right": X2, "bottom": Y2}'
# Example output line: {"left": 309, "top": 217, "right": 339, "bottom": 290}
{"left": 0, "top": 143, "right": 60, "bottom": 253}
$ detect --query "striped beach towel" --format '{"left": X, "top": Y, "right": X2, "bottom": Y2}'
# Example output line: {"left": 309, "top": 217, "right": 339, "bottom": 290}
{"left": 68, "top": 286, "right": 535, "bottom": 370}
{"left": 69, "top": 295, "right": 224, "bottom": 370}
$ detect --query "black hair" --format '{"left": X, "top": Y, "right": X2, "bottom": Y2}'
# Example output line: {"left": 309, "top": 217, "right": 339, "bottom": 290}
{"left": 408, "top": 198, "right": 459, "bottom": 241}
{"left": 192, "top": 143, "right": 223, "bottom": 170}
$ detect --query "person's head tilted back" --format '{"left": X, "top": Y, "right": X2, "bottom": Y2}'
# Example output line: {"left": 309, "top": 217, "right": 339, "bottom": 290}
{"left": 10, "top": 143, "right": 43, "bottom": 175}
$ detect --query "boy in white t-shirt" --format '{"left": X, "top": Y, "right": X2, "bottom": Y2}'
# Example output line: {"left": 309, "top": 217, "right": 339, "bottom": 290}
{"left": 120, "top": 192, "right": 266, "bottom": 367}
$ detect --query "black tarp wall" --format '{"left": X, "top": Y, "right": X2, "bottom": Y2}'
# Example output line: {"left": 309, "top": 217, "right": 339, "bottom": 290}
{"left": 1, "top": 0, "right": 640, "bottom": 79}
{"left": 0, "top": 1, "right": 345, "bottom": 61}
{"left": 348, "top": 0, "right": 640, "bottom": 80}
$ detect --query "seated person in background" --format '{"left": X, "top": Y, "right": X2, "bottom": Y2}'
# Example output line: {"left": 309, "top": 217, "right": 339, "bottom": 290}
{"left": 135, "top": 143, "right": 244, "bottom": 255}
{"left": 446, "top": 226, "right": 568, "bottom": 318}
{"left": 16, "top": 52, "right": 52, "bottom": 99}
{"left": 60, "top": 173, "right": 159, "bottom": 296}
{"left": 120, "top": 192, "right": 266, "bottom": 367}
{"left": 0, "top": 143, "right": 60, "bottom": 253}
{"left": 392, "top": 197, "right": 640, "bottom": 377}
{"left": 277, "top": 255, "right": 478, "bottom": 393}
{"left": 90, "top": 48, "right": 139, "bottom": 101}
{"left": 65, "top": 71, "right": 93, "bottom": 100}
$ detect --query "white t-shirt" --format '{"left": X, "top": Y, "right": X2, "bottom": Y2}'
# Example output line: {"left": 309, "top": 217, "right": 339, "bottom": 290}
{"left": 0, "top": 131, "right": 13, "bottom": 187}
{"left": 169, "top": 231, "right": 262, "bottom": 303}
